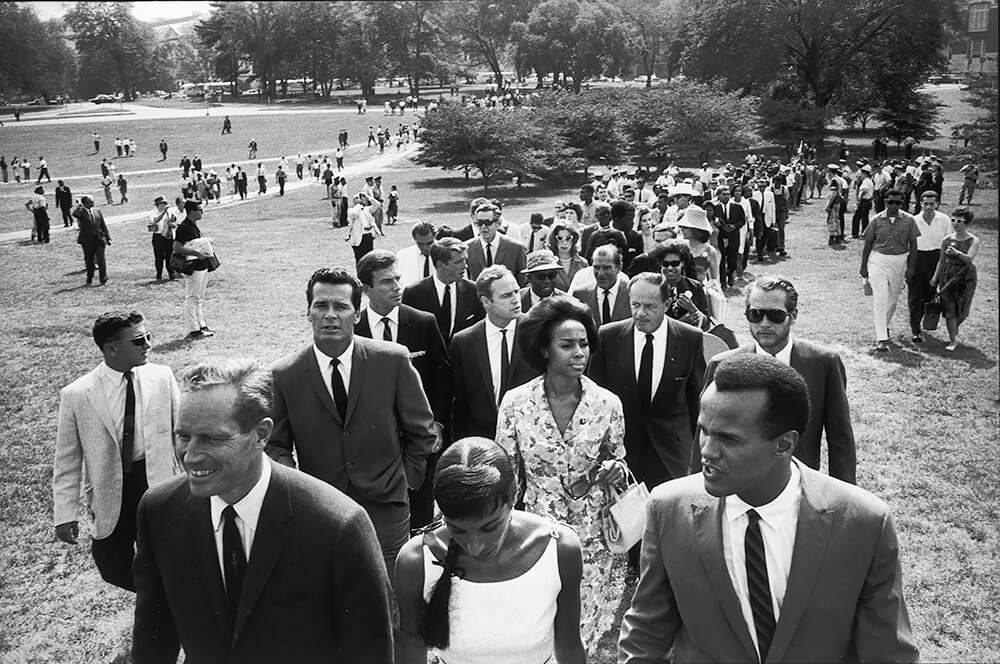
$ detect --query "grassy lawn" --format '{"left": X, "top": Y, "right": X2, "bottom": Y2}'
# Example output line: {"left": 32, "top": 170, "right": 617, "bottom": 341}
{"left": 1, "top": 93, "right": 997, "bottom": 663}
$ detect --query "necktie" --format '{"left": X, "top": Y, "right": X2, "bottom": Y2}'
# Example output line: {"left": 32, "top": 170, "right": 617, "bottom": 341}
{"left": 381, "top": 317, "right": 393, "bottom": 342}
{"left": 498, "top": 328, "right": 510, "bottom": 406}
{"left": 422, "top": 255, "right": 430, "bottom": 278}
{"left": 528, "top": 232, "right": 535, "bottom": 253}
{"left": 602, "top": 290, "right": 612, "bottom": 325}
{"left": 745, "top": 509, "right": 775, "bottom": 663}
{"left": 222, "top": 505, "right": 247, "bottom": 625}
{"left": 638, "top": 333, "right": 653, "bottom": 410}
{"left": 439, "top": 284, "right": 452, "bottom": 339}
{"left": 329, "top": 359, "right": 348, "bottom": 422}
{"left": 485, "top": 242, "right": 493, "bottom": 266}
{"left": 122, "top": 371, "right": 135, "bottom": 474}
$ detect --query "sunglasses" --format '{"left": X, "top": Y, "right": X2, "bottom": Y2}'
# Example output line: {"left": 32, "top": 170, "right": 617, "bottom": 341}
{"left": 745, "top": 308, "right": 792, "bottom": 324}
{"left": 560, "top": 448, "right": 613, "bottom": 500}
{"left": 474, "top": 219, "right": 495, "bottom": 227}
{"left": 660, "top": 259, "right": 683, "bottom": 268}
{"left": 111, "top": 332, "right": 153, "bottom": 347}
{"left": 885, "top": 200, "right": 903, "bottom": 206}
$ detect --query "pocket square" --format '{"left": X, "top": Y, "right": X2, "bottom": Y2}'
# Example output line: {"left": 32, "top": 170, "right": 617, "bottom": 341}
{"left": 409, "top": 350, "right": 426, "bottom": 359}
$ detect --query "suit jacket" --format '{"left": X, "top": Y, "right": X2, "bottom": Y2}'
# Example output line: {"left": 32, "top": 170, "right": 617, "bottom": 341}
{"left": 619, "top": 462, "right": 918, "bottom": 663}
{"left": 267, "top": 338, "right": 436, "bottom": 505}
{"left": 572, "top": 281, "right": 631, "bottom": 327}
{"left": 132, "top": 460, "right": 394, "bottom": 664}
{"left": 53, "top": 363, "right": 179, "bottom": 538}
{"left": 356, "top": 304, "right": 451, "bottom": 428}
{"left": 518, "top": 287, "right": 565, "bottom": 313}
{"left": 713, "top": 200, "right": 747, "bottom": 240}
{"left": 55, "top": 184, "right": 73, "bottom": 210}
{"left": 401, "top": 276, "right": 484, "bottom": 345}
{"left": 449, "top": 318, "right": 541, "bottom": 440}
{"left": 465, "top": 235, "right": 528, "bottom": 287}
{"left": 588, "top": 318, "right": 705, "bottom": 482}
{"left": 73, "top": 206, "right": 110, "bottom": 246}
{"left": 701, "top": 340, "right": 856, "bottom": 483}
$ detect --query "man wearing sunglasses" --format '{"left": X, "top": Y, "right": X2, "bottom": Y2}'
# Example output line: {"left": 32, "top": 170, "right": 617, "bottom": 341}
{"left": 698, "top": 277, "right": 856, "bottom": 484}
{"left": 465, "top": 204, "right": 528, "bottom": 286}
{"left": 53, "top": 311, "right": 180, "bottom": 591}
{"left": 860, "top": 189, "right": 920, "bottom": 352}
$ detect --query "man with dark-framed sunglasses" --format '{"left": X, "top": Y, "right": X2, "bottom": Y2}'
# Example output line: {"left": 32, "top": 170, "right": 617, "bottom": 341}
{"left": 53, "top": 310, "right": 180, "bottom": 591}
{"left": 698, "top": 276, "right": 856, "bottom": 484}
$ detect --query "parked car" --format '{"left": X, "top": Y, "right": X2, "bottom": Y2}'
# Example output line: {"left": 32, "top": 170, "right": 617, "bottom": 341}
{"left": 90, "top": 94, "right": 117, "bottom": 104}
{"left": 240, "top": 89, "right": 261, "bottom": 97}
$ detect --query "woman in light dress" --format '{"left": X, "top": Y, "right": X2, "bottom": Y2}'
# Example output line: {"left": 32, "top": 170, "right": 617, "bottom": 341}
{"left": 676, "top": 206, "right": 726, "bottom": 323}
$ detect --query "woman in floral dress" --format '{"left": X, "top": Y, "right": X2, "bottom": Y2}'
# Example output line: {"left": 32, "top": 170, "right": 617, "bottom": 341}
{"left": 495, "top": 295, "right": 627, "bottom": 653}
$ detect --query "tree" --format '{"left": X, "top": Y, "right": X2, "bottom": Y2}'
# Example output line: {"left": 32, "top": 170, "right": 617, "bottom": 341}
{"left": 415, "top": 104, "right": 561, "bottom": 191}
{"left": 196, "top": 1, "right": 247, "bottom": 94}
{"left": 337, "top": 3, "right": 389, "bottom": 98}
{"left": 371, "top": 1, "right": 445, "bottom": 97}
{"left": 611, "top": 0, "right": 684, "bottom": 86}
{"left": 533, "top": 90, "right": 629, "bottom": 169}
{"left": 953, "top": 66, "right": 998, "bottom": 181}
{"left": 439, "top": 0, "right": 533, "bottom": 88}
{"left": 875, "top": 89, "right": 941, "bottom": 142}
{"left": 0, "top": 5, "right": 76, "bottom": 101}
{"left": 195, "top": 1, "right": 287, "bottom": 99}
{"left": 837, "top": 78, "right": 883, "bottom": 132}
{"left": 280, "top": 1, "right": 344, "bottom": 99}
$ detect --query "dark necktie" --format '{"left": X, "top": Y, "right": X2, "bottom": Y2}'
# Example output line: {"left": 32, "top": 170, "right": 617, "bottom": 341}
{"left": 122, "top": 370, "right": 135, "bottom": 474}
{"left": 745, "top": 509, "right": 775, "bottom": 663}
{"left": 485, "top": 242, "right": 493, "bottom": 266}
{"left": 602, "top": 290, "right": 612, "bottom": 325}
{"left": 439, "top": 284, "right": 452, "bottom": 339}
{"left": 422, "top": 255, "right": 430, "bottom": 278}
{"left": 498, "top": 328, "right": 510, "bottom": 406}
{"left": 329, "top": 359, "right": 348, "bottom": 422}
{"left": 638, "top": 333, "right": 653, "bottom": 410}
{"left": 222, "top": 505, "right": 246, "bottom": 625}
{"left": 528, "top": 232, "right": 535, "bottom": 253}
{"left": 381, "top": 317, "right": 393, "bottom": 342}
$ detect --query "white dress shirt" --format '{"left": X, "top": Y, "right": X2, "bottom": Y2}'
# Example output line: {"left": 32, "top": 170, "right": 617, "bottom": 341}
{"left": 209, "top": 456, "right": 272, "bottom": 588}
{"left": 432, "top": 273, "right": 458, "bottom": 334}
{"left": 365, "top": 306, "right": 399, "bottom": 343}
{"left": 98, "top": 362, "right": 145, "bottom": 462}
{"left": 915, "top": 210, "right": 951, "bottom": 251}
{"left": 722, "top": 462, "right": 801, "bottom": 655}
{"left": 313, "top": 340, "right": 354, "bottom": 400}
{"left": 485, "top": 318, "right": 517, "bottom": 405}
{"left": 754, "top": 337, "right": 793, "bottom": 365}
{"left": 632, "top": 320, "right": 668, "bottom": 400}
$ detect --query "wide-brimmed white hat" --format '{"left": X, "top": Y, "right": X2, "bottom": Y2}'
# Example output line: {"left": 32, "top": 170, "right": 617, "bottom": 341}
{"left": 676, "top": 206, "right": 713, "bottom": 234}
{"left": 669, "top": 182, "right": 696, "bottom": 197}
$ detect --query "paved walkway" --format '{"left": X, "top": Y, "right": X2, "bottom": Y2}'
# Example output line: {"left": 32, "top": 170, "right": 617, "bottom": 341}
{"left": 1, "top": 143, "right": 419, "bottom": 244}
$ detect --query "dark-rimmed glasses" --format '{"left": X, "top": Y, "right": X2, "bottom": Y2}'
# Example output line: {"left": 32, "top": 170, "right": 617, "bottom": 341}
{"left": 110, "top": 332, "right": 153, "bottom": 347}
{"left": 745, "top": 309, "right": 791, "bottom": 324}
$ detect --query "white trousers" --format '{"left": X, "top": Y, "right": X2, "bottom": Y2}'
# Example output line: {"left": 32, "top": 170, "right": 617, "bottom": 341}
{"left": 184, "top": 268, "right": 209, "bottom": 332}
{"left": 869, "top": 252, "right": 907, "bottom": 341}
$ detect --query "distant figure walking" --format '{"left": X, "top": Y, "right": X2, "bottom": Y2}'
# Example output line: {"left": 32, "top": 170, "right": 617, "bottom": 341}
{"left": 93, "top": 132, "right": 100, "bottom": 153}
{"left": 221, "top": 116, "right": 232, "bottom": 135}
{"left": 248, "top": 139, "right": 258, "bottom": 159}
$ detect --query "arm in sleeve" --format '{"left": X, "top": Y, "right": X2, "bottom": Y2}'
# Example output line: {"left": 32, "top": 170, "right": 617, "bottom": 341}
{"left": 53, "top": 390, "right": 83, "bottom": 527}
{"left": 132, "top": 497, "right": 181, "bottom": 664}
{"left": 823, "top": 354, "right": 857, "bottom": 484}
{"left": 264, "top": 371, "right": 296, "bottom": 467}
{"left": 394, "top": 355, "right": 437, "bottom": 491}
{"left": 853, "top": 511, "right": 920, "bottom": 663}
{"left": 689, "top": 357, "right": 718, "bottom": 474}
{"left": 448, "top": 342, "right": 470, "bottom": 440}
{"left": 686, "top": 333, "right": 707, "bottom": 438}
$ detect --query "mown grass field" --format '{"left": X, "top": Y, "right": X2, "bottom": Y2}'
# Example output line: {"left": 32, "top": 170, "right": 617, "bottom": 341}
{"left": 0, "top": 90, "right": 996, "bottom": 663}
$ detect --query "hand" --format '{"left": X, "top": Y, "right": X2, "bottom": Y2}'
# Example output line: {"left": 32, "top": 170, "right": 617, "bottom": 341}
{"left": 676, "top": 292, "right": 697, "bottom": 313}
{"left": 859, "top": 267, "right": 869, "bottom": 279}
{"left": 680, "top": 311, "right": 701, "bottom": 327}
{"left": 55, "top": 522, "right": 79, "bottom": 545}
{"left": 598, "top": 460, "right": 626, "bottom": 486}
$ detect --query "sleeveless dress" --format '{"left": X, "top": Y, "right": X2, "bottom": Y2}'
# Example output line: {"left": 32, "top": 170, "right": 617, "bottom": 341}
{"left": 689, "top": 245, "right": 726, "bottom": 323}
{"left": 422, "top": 530, "right": 562, "bottom": 664}
{"left": 938, "top": 236, "right": 977, "bottom": 322}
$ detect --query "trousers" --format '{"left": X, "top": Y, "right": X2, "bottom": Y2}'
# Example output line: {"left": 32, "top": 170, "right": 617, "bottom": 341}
{"left": 907, "top": 250, "right": 940, "bottom": 334}
{"left": 152, "top": 234, "right": 174, "bottom": 278}
{"left": 183, "top": 268, "right": 209, "bottom": 331}
{"left": 91, "top": 460, "right": 148, "bottom": 591}
{"left": 82, "top": 240, "right": 107, "bottom": 283}
{"left": 869, "top": 252, "right": 908, "bottom": 342}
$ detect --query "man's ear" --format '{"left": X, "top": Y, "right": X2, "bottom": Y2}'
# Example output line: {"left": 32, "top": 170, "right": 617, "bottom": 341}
{"left": 774, "top": 430, "right": 798, "bottom": 459}
{"left": 255, "top": 417, "right": 274, "bottom": 448}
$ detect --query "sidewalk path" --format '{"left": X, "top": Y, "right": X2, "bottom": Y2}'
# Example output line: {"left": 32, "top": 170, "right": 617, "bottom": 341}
{"left": 0, "top": 143, "right": 419, "bottom": 244}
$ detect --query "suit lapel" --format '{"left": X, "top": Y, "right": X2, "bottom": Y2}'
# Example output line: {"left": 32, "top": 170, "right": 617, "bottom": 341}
{"left": 84, "top": 370, "right": 119, "bottom": 439}
{"left": 768, "top": 466, "right": 834, "bottom": 662}
{"left": 692, "top": 498, "right": 760, "bottom": 661}
{"left": 303, "top": 347, "right": 341, "bottom": 424}
{"left": 472, "top": 324, "right": 494, "bottom": 398}
{"left": 233, "top": 462, "right": 293, "bottom": 639}
{"left": 344, "top": 339, "right": 367, "bottom": 423}
{"left": 185, "top": 491, "right": 229, "bottom": 637}
{"left": 397, "top": 307, "right": 414, "bottom": 346}
{"left": 356, "top": 309, "right": 373, "bottom": 338}
{"left": 614, "top": 282, "right": 630, "bottom": 320}
{"left": 618, "top": 322, "right": 637, "bottom": 391}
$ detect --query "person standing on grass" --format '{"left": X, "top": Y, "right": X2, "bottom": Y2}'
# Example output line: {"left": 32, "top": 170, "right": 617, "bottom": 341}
{"left": 117, "top": 173, "right": 128, "bottom": 204}
{"left": 958, "top": 163, "right": 978, "bottom": 205}
{"left": 276, "top": 165, "right": 287, "bottom": 196}
{"left": 235, "top": 166, "right": 248, "bottom": 199}
{"left": 36, "top": 156, "right": 51, "bottom": 183}
{"left": 55, "top": 179, "right": 73, "bottom": 227}
{"left": 93, "top": 132, "right": 101, "bottom": 153}
{"left": 346, "top": 192, "right": 380, "bottom": 265}
{"left": 173, "top": 200, "right": 215, "bottom": 340}
{"left": 53, "top": 310, "right": 179, "bottom": 592}
{"left": 930, "top": 207, "right": 980, "bottom": 352}
{"left": 221, "top": 115, "right": 231, "bottom": 134}
{"left": 25, "top": 185, "right": 50, "bottom": 244}
{"left": 158, "top": 139, "right": 167, "bottom": 161}
{"left": 256, "top": 162, "right": 267, "bottom": 195}
{"left": 74, "top": 195, "right": 111, "bottom": 285}
{"left": 335, "top": 146, "right": 344, "bottom": 172}
{"left": 1, "top": 156, "right": 7, "bottom": 183}
{"left": 908, "top": 191, "right": 951, "bottom": 344}
{"left": 148, "top": 195, "right": 177, "bottom": 281}
{"left": 21, "top": 157, "right": 31, "bottom": 183}
{"left": 860, "top": 190, "right": 920, "bottom": 352}
{"left": 247, "top": 139, "right": 257, "bottom": 160}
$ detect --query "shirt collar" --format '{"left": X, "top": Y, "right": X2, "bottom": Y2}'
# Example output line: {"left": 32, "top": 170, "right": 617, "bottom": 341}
{"left": 485, "top": 317, "right": 516, "bottom": 336}
{"left": 366, "top": 306, "right": 399, "bottom": 331}
{"left": 313, "top": 339, "right": 355, "bottom": 373}
{"left": 99, "top": 361, "right": 131, "bottom": 384}
{"left": 633, "top": 318, "right": 669, "bottom": 345}
{"left": 725, "top": 461, "right": 801, "bottom": 529}
{"left": 210, "top": 455, "right": 272, "bottom": 532}
{"left": 754, "top": 337, "right": 794, "bottom": 365}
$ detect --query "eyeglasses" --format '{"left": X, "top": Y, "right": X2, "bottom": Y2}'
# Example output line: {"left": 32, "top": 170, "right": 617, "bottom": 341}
{"left": 660, "top": 260, "right": 683, "bottom": 268}
{"left": 745, "top": 309, "right": 792, "bottom": 324}
{"left": 111, "top": 332, "right": 153, "bottom": 347}
{"left": 885, "top": 200, "right": 903, "bottom": 206}
{"left": 560, "top": 447, "right": 613, "bottom": 500}
{"left": 474, "top": 219, "right": 495, "bottom": 227}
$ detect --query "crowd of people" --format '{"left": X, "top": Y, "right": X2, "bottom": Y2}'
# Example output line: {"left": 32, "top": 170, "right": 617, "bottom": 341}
{"left": 48, "top": 150, "right": 986, "bottom": 661}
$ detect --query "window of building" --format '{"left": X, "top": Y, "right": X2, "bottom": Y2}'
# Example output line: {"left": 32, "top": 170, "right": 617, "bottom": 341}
{"left": 969, "top": 4, "right": 989, "bottom": 32}
{"left": 971, "top": 39, "right": 985, "bottom": 57}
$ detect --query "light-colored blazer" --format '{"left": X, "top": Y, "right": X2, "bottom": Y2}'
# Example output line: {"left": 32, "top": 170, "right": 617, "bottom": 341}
{"left": 572, "top": 280, "right": 632, "bottom": 327}
{"left": 53, "top": 363, "right": 180, "bottom": 539}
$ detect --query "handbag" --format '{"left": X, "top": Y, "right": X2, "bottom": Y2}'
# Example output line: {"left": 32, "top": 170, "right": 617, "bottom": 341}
{"left": 169, "top": 254, "right": 186, "bottom": 272}
{"left": 600, "top": 468, "right": 650, "bottom": 554}
{"left": 206, "top": 254, "right": 221, "bottom": 272}
{"left": 922, "top": 296, "right": 942, "bottom": 331}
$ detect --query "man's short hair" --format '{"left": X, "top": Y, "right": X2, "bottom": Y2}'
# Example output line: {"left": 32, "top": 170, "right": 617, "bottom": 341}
{"left": 476, "top": 265, "right": 515, "bottom": 299}
{"left": 356, "top": 250, "right": 397, "bottom": 286}
{"left": 579, "top": 183, "right": 595, "bottom": 195}
{"left": 468, "top": 197, "right": 490, "bottom": 219}
{"left": 184, "top": 199, "right": 202, "bottom": 213}
{"left": 589, "top": 228, "right": 628, "bottom": 253}
{"left": 530, "top": 212, "right": 545, "bottom": 225}
{"left": 306, "top": 267, "right": 362, "bottom": 310}
{"left": 430, "top": 237, "right": 467, "bottom": 267}
{"left": 712, "top": 353, "right": 811, "bottom": 439}
{"left": 591, "top": 244, "right": 622, "bottom": 268}
{"left": 411, "top": 221, "right": 436, "bottom": 239}
{"left": 629, "top": 272, "right": 670, "bottom": 303}
{"left": 93, "top": 310, "right": 145, "bottom": 348}
{"left": 747, "top": 275, "right": 799, "bottom": 312}
{"left": 179, "top": 358, "right": 273, "bottom": 433}
{"left": 610, "top": 200, "right": 635, "bottom": 220}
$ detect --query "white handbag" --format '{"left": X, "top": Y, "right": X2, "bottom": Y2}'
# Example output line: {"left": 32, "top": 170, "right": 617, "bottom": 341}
{"left": 600, "top": 468, "right": 650, "bottom": 554}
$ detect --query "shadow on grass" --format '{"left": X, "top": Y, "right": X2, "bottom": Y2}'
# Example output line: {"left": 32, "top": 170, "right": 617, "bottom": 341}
{"left": 153, "top": 335, "right": 199, "bottom": 353}
{"left": 52, "top": 283, "right": 92, "bottom": 294}
{"left": 925, "top": 343, "right": 997, "bottom": 370}
{"left": 868, "top": 344, "right": 926, "bottom": 368}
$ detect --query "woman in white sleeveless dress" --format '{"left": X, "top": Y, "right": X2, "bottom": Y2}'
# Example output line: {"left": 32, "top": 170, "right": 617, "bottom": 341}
{"left": 396, "top": 438, "right": 586, "bottom": 664}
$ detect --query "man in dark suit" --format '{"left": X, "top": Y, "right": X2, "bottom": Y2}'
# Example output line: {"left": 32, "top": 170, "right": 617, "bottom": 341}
{"left": 134, "top": 358, "right": 394, "bottom": 664}
{"left": 450, "top": 265, "right": 540, "bottom": 440}
{"left": 356, "top": 250, "right": 450, "bottom": 529}
{"left": 518, "top": 249, "right": 566, "bottom": 312}
{"left": 610, "top": 199, "right": 644, "bottom": 271}
{"left": 267, "top": 268, "right": 438, "bottom": 576}
{"left": 572, "top": 245, "right": 631, "bottom": 326}
{"left": 700, "top": 277, "right": 856, "bottom": 483}
{"left": 465, "top": 203, "right": 528, "bottom": 286}
{"left": 619, "top": 354, "right": 917, "bottom": 664}
{"left": 55, "top": 179, "right": 73, "bottom": 226}
{"left": 72, "top": 195, "right": 110, "bottom": 285}
{"left": 402, "top": 237, "right": 484, "bottom": 347}
{"left": 579, "top": 201, "right": 613, "bottom": 262}
{"left": 712, "top": 186, "right": 747, "bottom": 288}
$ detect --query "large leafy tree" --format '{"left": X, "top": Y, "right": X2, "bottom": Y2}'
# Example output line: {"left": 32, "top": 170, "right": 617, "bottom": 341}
{"left": 195, "top": 1, "right": 246, "bottom": 93}
{"left": 196, "top": 1, "right": 287, "bottom": 99}
{"left": 370, "top": 1, "right": 445, "bottom": 97}
{"left": 279, "top": 1, "right": 344, "bottom": 99}
{"left": 611, "top": 0, "right": 684, "bottom": 86}
{"left": 337, "top": 3, "right": 389, "bottom": 98}
{"left": 0, "top": 4, "right": 76, "bottom": 101}
{"left": 439, "top": 0, "right": 534, "bottom": 89}
{"left": 953, "top": 68, "right": 998, "bottom": 181}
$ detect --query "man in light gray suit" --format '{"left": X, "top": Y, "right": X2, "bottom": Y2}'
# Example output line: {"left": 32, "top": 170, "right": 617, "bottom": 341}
{"left": 572, "top": 245, "right": 631, "bottom": 327}
{"left": 53, "top": 310, "right": 179, "bottom": 590}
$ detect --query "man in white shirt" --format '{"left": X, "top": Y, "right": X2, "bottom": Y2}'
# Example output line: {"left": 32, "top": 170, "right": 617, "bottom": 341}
{"left": 619, "top": 353, "right": 918, "bottom": 664}
{"left": 395, "top": 221, "right": 437, "bottom": 288}
{"left": 148, "top": 195, "right": 177, "bottom": 280}
{"left": 572, "top": 245, "right": 631, "bottom": 326}
{"left": 133, "top": 357, "right": 394, "bottom": 663}
{"left": 908, "top": 191, "right": 951, "bottom": 343}
{"left": 518, "top": 212, "right": 551, "bottom": 253}
{"left": 851, "top": 164, "right": 874, "bottom": 238}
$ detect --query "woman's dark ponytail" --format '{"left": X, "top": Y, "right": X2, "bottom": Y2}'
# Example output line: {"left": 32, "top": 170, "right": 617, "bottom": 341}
{"left": 421, "top": 538, "right": 461, "bottom": 649}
